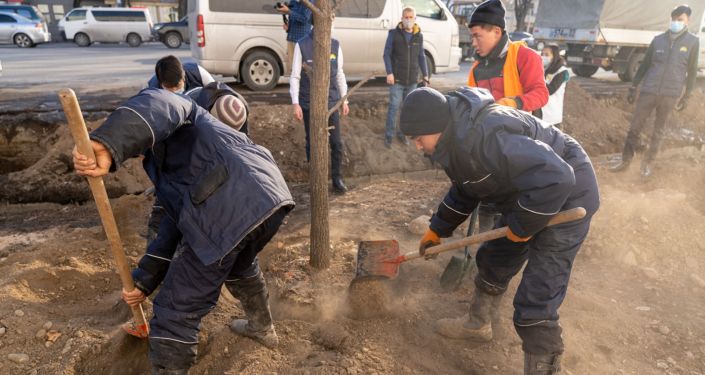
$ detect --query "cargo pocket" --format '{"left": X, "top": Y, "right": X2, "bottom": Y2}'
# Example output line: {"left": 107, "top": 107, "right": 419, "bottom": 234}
{"left": 190, "top": 165, "right": 228, "bottom": 205}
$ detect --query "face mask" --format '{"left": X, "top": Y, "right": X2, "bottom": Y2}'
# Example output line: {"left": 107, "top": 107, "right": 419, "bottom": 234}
{"left": 669, "top": 21, "right": 685, "bottom": 33}
{"left": 402, "top": 19, "right": 414, "bottom": 29}
{"left": 542, "top": 56, "right": 552, "bottom": 68}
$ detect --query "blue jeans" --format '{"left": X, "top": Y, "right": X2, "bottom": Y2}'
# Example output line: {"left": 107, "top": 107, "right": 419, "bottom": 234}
{"left": 385, "top": 83, "right": 418, "bottom": 139}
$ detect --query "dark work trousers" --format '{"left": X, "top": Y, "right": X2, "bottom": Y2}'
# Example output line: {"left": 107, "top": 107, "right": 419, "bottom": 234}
{"left": 622, "top": 93, "right": 678, "bottom": 163}
{"left": 474, "top": 213, "right": 593, "bottom": 355}
{"left": 302, "top": 108, "right": 343, "bottom": 179}
{"left": 146, "top": 197, "right": 166, "bottom": 244}
{"left": 148, "top": 208, "right": 288, "bottom": 370}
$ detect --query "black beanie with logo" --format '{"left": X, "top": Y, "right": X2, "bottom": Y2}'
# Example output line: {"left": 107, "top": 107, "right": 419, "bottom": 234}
{"left": 470, "top": 0, "right": 506, "bottom": 30}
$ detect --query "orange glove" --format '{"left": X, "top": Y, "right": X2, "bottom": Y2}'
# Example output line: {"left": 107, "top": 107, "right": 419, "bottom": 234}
{"left": 496, "top": 97, "right": 518, "bottom": 108}
{"left": 419, "top": 229, "right": 441, "bottom": 259}
{"left": 506, "top": 227, "right": 532, "bottom": 242}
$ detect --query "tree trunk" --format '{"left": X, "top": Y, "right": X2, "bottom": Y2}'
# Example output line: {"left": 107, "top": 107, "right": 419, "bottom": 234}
{"left": 514, "top": 0, "right": 531, "bottom": 32}
{"left": 308, "top": 0, "right": 333, "bottom": 269}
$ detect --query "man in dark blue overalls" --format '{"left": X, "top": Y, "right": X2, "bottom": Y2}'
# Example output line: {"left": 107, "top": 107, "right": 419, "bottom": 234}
{"left": 289, "top": 29, "right": 350, "bottom": 194}
{"left": 73, "top": 89, "right": 294, "bottom": 374}
{"left": 401, "top": 87, "right": 600, "bottom": 374}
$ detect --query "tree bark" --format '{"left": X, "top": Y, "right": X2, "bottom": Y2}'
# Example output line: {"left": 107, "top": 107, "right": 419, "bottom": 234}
{"left": 307, "top": 0, "right": 333, "bottom": 269}
{"left": 514, "top": 0, "right": 532, "bottom": 32}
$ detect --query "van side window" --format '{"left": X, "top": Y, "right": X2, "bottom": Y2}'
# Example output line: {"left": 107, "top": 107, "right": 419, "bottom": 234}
{"left": 210, "top": 0, "right": 272, "bottom": 14}
{"left": 92, "top": 10, "right": 146, "bottom": 22}
{"left": 66, "top": 9, "right": 87, "bottom": 21}
{"left": 332, "top": 0, "right": 384, "bottom": 18}
{"left": 403, "top": 0, "right": 443, "bottom": 20}
{"left": 0, "top": 14, "right": 17, "bottom": 23}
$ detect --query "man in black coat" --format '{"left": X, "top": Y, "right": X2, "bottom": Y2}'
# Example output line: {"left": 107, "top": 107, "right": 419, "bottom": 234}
{"left": 400, "top": 87, "right": 599, "bottom": 374}
{"left": 73, "top": 89, "right": 294, "bottom": 374}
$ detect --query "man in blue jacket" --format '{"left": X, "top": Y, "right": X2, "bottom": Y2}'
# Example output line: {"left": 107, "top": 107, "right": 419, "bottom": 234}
{"left": 382, "top": 6, "right": 428, "bottom": 148}
{"left": 147, "top": 55, "right": 215, "bottom": 93}
{"left": 611, "top": 4, "right": 700, "bottom": 177}
{"left": 400, "top": 87, "right": 600, "bottom": 374}
{"left": 73, "top": 89, "right": 294, "bottom": 374}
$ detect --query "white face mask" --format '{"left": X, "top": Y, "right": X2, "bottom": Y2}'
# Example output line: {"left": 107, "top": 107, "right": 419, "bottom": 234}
{"left": 402, "top": 19, "right": 414, "bottom": 30}
{"left": 669, "top": 20, "right": 685, "bottom": 33}
{"left": 541, "top": 56, "right": 552, "bottom": 68}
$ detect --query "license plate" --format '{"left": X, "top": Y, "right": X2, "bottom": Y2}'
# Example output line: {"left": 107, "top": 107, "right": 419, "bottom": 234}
{"left": 549, "top": 28, "right": 576, "bottom": 39}
{"left": 567, "top": 56, "right": 583, "bottom": 63}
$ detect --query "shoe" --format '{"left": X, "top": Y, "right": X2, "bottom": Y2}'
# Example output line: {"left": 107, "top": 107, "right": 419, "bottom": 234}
{"left": 640, "top": 162, "right": 652, "bottom": 178}
{"left": 332, "top": 176, "right": 348, "bottom": 194}
{"left": 524, "top": 352, "right": 562, "bottom": 375}
{"left": 609, "top": 160, "right": 630, "bottom": 173}
{"left": 225, "top": 272, "right": 279, "bottom": 349}
{"left": 384, "top": 136, "right": 392, "bottom": 149}
{"left": 434, "top": 290, "right": 500, "bottom": 341}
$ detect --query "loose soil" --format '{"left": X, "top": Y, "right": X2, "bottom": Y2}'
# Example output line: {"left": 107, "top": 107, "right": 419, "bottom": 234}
{"left": 1, "top": 85, "right": 705, "bottom": 374}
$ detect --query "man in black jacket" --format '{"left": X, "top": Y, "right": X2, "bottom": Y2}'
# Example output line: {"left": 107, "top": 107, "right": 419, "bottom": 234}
{"left": 400, "top": 87, "right": 600, "bottom": 374}
{"left": 382, "top": 6, "right": 429, "bottom": 148}
{"left": 611, "top": 4, "right": 700, "bottom": 177}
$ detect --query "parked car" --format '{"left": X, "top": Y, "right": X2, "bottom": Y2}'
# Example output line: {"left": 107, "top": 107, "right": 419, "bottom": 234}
{"left": 508, "top": 31, "right": 536, "bottom": 49}
{"left": 0, "top": 4, "right": 48, "bottom": 27}
{"left": 58, "top": 7, "right": 153, "bottom": 47}
{"left": 189, "top": 0, "right": 461, "bottom": 91}
{"left": 153, "top": 15, "right": 189, "bottom": 49}
{"left": 0, "top": 11, "right": 51, "bottom": 48}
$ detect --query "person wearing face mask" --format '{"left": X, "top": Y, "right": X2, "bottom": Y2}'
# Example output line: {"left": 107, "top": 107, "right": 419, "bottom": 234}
{"left": 611, "top": 4, "right": 700, "bottom": 178}
{"left": 382, "top": 6, "right": 429, "bottom": 148}
{"left": 147, "top": 55, "right": 215, "bottom": 93}
{"left": 538, "top": 44, "right": 570, "bottom": 129}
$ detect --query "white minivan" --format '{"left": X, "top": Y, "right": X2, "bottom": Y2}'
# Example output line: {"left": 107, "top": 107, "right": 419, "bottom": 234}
{"left": 189, "top": 0, "right": 461, "bottom": 91}
{"left": 59, "top": 7, "right": 153, "bottom": 47}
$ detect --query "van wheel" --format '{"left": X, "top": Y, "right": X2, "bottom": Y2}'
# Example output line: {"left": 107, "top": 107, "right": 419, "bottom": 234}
{"left": 241, "top": 50, "right": 280, "bottom": 91}
{"left": 164, "top": 32, "right": 182, "bottom": 49}
{"left": 13, "top": 33, "right": 34, "bottom": 48}
{"left": 74, "top": 32, "right": 91, "bottom": 47}
{"left": 127, "top": 33, "right": 142, "bottom": 47}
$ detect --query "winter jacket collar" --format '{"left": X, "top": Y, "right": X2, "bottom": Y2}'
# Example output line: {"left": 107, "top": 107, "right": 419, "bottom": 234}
{"left": 396, "top": 22, "right": 421, "bottom": 34}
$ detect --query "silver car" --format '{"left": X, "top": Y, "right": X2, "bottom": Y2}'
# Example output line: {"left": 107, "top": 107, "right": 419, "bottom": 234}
{"left": 0, "top": 11, "right": 51, "bottom": 48}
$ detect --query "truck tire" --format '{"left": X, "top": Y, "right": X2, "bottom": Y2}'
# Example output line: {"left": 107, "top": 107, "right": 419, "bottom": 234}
{"left": 572, "top": 65, "right": 599, "bottom": 78}
{"left": 241, "top": 50, "right": 280, "bottom": 91}
{"left": 127, "top": 33, "right": 142, "bottom": 47}
{"left": 164, "top": 31, "right": 182, "bottom": 49}
{"left": 618, "top": 53, "right": 645, "bottom": 82}
{"left": 74, "top": 32, "right": 91, "bottom": 47}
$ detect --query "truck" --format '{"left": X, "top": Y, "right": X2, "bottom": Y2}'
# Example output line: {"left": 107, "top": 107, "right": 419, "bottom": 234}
{"left": 532, "top": 0, "right": 705, "bottom": 81}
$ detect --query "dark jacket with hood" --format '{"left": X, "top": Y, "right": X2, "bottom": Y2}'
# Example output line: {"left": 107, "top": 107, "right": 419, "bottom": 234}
{"left": 147, "top": 62, "right": 206, "bottom": 92}
{"left": 89, "top": 89, "right": 294, "bottom": 269}
{"left": 429, "top": 87, "right": 600, "bottom": 238}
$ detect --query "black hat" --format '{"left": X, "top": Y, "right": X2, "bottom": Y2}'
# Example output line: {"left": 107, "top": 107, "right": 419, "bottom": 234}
{"left": 470, "top": 0, "right": 506, "bottom": 29}
{"left": 671, "top": 4, "right": 692, "bottom": 18}
{"left": 400, "top": 87, "right": 451, "bottom": 136}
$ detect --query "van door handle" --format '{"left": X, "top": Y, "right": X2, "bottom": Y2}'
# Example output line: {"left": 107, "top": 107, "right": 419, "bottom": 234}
{"left": 381, "top": 19, "right": 390, "bottom": 28}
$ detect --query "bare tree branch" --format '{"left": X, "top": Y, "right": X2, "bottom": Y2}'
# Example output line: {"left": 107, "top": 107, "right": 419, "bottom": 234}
{"left": 328, "top": 72, "right": 377, "bottom": 118}
{"left": 300, "top": 0, "right": 324, "bottom": 18}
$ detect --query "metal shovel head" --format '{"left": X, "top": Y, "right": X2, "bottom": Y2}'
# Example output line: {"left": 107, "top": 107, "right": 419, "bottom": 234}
{"left": 439, "top": 255, "right": 466, "bottom": 292}
{"left": 354, "top": 240, "right": 401, "bottom": 280}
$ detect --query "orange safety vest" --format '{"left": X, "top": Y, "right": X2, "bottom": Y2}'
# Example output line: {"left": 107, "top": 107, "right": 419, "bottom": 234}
{"left": 467, "top": 41, "right": 525, "bottom": 98}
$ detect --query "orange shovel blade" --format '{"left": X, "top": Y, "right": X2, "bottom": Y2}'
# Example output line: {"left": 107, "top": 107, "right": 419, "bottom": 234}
{"left": 122, "top": 320, "right": 150, "bottom": 339}
{"left": 354, "top": 240, "right": 403, "bottom": 280}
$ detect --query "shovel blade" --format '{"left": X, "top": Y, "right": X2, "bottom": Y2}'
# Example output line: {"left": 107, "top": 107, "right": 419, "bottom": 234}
{"left": 440, "top": 255, "right": 466, "bottom": 292}
{"left": 354, "top": 240, "right": 401, "bottom": 280}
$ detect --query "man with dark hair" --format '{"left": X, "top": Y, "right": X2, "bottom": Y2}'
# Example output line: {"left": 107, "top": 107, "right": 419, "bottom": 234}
{"left": 73, "top": 89, "right": 294, "bottom": 374}
{"left": 289, "top": 26, "right": 350, "bottom": 194}
{"left": 402, "top": 87, "right": 599, "bottom": 374}
{"left": 147, "top": 55, "right": 215, "bottom": 93}
{"left": 382, "top": 6, "right": 429, "bottom": 148}
{"left": 611, "top": 4, "right": 700, "bottom": 177}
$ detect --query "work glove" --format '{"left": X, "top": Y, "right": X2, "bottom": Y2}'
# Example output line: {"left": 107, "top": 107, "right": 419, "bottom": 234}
{"left": 419, "top": 229, "right": 441, "bottom": 260}
{"left": 627, "top": 87, "right": 636, "bottom": 104}
{"left": 496, "top": 97, "right": 518, "bottom": 108}
{"left": 675, "top": 95, "right": 689, "bottom": 112}
{"left": 506, "top": 227, "right": 532, "bottom": 243}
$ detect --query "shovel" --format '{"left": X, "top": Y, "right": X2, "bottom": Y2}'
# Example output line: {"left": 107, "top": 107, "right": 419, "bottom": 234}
{"left": 58, "top": 88, "right": 150, "bottom": 339}
{"left": 439, "top": 206, "right": 479, "bottom": 291}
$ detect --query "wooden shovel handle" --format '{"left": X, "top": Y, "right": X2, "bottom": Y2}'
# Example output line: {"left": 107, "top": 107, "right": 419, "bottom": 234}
{"left": 403, "top": 207, "right": 587, "bottom": 262}
{"left": 58, "top": 88, "right": 149, "bottom": 332}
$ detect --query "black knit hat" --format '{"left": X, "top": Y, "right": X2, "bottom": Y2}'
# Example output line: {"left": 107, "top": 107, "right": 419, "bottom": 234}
{"left": 671, "top": 4, "right": 692, "bottom": 18}
{"left": 400, "top": 87, "right": 451, "bottom": 136}
{"left": 470, "top": 0, "right": 506, "bottom": 29}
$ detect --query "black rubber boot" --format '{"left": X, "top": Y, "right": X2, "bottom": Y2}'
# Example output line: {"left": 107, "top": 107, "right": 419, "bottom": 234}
{"left": 435, "top": 290, "right": 501, "bottom": 341}
{"left": 151, "top": 365, "right": 189, "bottom": 375}
{"left": 332, "top": 176, "right": 348, "bottom": 194}
{"left": 225, "top": 272, "right": 278, "bottom": 348}
{"left": 524, "top": 352, "right": 562, "bottom": 374}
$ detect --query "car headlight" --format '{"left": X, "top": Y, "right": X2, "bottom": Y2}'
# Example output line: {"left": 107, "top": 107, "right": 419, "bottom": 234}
{"left": 153, "top": 25, "right": 163, "bottom": 30}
